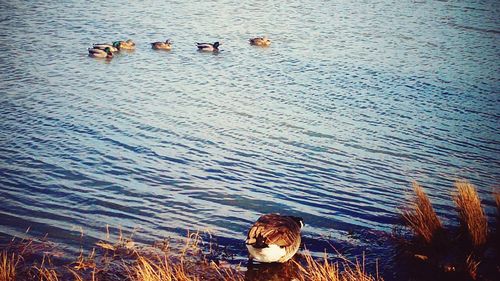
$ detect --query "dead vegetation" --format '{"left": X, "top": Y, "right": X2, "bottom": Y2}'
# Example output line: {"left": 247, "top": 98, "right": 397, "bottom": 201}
{"left": 402, "top": 181, "right": 443, "bottom": 244}
{"left": 295, "top": 252, "right": 382, "bottom": 281}
{"left": 0, "top": 251, "right": 20, "bottom": 281}
{"left": 453, "top": 181, "right": 488, "bottom": 247}
{"left": 399, "top": 179, "right": 499, "bottom": 280}
{"left": 0, "top": 227, "right": 383, "bottom": 281}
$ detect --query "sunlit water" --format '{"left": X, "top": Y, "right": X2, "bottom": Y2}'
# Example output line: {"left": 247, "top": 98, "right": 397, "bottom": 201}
{"left": 0, "top": 0, "right": 499, "bottom": 278}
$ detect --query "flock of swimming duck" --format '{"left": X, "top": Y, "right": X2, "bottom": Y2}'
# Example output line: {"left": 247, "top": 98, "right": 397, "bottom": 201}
{"left": 87, "top": 36, "right": 271, "bottom": 58}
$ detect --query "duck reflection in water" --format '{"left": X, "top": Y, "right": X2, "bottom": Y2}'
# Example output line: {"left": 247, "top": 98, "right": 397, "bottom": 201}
{"left": 245, "top": 258, "right": 302, "bottom": 281}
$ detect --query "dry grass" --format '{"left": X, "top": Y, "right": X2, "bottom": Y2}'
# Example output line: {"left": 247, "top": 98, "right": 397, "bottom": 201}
{"left": 465, "top": 254, "right": 480, "bottom": 280}
{"left": 130, "top": 255, "right": 186, "bottom": 281}
{"left": 126, "top": 231, "right": 244, "bottom": 281}
{"left": 0, "top": 251, "right": 20, "bottom": 281}
{"left": 402, "top": 181, "right": 443, "bottom": 244}
{"left": 0, "top": 229, "right": 385, "bottom": 281}
{"left": 31, "top": 255, "right": 60, "bottom": 281}
{"left": 453, "top": 180, "right": 488, "bottom": 247}
{"left": 128, "top": 255, "right": 244, "bottom": 281}
{"left": 295, "top": 251, "right": 382, "bottom": 281}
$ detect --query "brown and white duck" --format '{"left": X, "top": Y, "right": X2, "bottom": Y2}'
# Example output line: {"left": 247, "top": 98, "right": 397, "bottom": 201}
{"left": 245, "top": 214, "right": 303, "bottom": 263}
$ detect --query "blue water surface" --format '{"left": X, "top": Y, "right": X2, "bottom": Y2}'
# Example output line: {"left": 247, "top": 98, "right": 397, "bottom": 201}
{"left": 0, "top": 0, "right": 498, "bottom": 277}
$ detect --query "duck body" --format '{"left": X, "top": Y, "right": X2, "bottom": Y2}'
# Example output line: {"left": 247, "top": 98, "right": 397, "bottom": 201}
{"left": 196, "top": 41, "right": 221, "bottom": 52}
{"left": 88, "top": 47, "right": 113, "bottom": 58}
{"left": 115, "top": 39, "right": 135, "bottom": 50}
{"left": 249, "top": 36, "right": 271, "bottom": 46}
{"left": 151, "top": 39, "right": 172, "bottom": 50}
{"left": 246, "top": 214, "right": 303, "bottom": 263}
{"left": 93, "top": 43, "right": 119, "bottom": 52}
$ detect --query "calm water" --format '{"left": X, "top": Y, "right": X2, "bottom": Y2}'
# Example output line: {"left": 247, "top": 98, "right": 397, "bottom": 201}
{"left": 0, "top": 0, "right": 499, "bottom": 276}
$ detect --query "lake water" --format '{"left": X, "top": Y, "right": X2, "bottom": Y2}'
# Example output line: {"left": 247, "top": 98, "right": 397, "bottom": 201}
{"left": 0, "top": 0, "right": 498, "bottom": 277}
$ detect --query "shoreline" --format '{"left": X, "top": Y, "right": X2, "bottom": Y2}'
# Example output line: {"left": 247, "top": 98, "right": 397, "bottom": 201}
{"left": 1, "top": 180, "right": 498, "bottom": 280}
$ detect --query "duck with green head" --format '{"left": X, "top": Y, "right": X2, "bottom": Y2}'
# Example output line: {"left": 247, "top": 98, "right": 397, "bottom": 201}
{"left": 93, "top": 42, "right": 120, "bottom": 52}
{"left": 114, "top": 39, "right": 135, "bottom": 50}
{"left": 196, "top": 41, "right": 221, "bottom": 52}
{"left": 88, "top": 47, "right": 113, "bottom": 58}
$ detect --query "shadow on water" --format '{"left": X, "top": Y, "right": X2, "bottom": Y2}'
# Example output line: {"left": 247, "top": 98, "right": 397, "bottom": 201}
{"left": 245, "top": 261, "right": 302, "bottom": 281}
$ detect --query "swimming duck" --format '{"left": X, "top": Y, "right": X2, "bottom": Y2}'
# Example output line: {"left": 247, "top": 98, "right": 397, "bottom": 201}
{"left": 115, "top": 39, "right": 136, "bottom": 50}
{"left": 92, "top": 43, "right": 119, "bottom": 52}
{"left": 249, "top": 36, "right": 271, "bottom": 47}
{"left": 88, "top": 47, "right": 113, "bottom": 58}
{"left": 151, "top": 39, "right": 173, "bottom": 50}
{"left": 196, "top": 41, "right": 221, "bottom": 52}
{"left": 246, "top": 214, "right": 303, "bottom": 263}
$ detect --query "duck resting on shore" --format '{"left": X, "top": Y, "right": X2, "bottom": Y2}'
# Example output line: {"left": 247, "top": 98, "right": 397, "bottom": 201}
{"left": 246, "top": 214, "right": 303, "bottom": 263}
{"left": 88, "top": 47, "right": 113, "bottom": 58}
{"left": 196, "top": 41, "right": 221, "bottom": 52}
{"left": 249, "top": 36, "right": 271, "bottom": 47}
{"left": 151, "top": 39, "right": 173, "bottom": 50}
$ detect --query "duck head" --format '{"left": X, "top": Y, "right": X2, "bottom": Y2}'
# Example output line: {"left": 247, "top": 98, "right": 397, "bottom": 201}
{"left": 287, "top": 216, "right": 304, "bottom": 228}
{"left": 104, "top": 47, "right": 113, "bottom": 57}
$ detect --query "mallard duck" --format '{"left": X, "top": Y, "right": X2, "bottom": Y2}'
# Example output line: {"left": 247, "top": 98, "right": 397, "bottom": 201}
{"left": 196, "top": 41, "right": 221, "bottom": 52}
{"left": 88, "top": 47, "right": 113, "bottom": 58}
{"left": 151, "top": 39, "right": 173, "bottom": 50}
{"left": 92, "top": 43, "right": 119, "bottom": 52}
{"left": 249, "top": 36, "right": 271, "bottom": 47}
{"left": 246, "top": 214, "right": 303, "bottom": 263}
{"left": 114, "top": 39, "right": 135, "bottom": 50}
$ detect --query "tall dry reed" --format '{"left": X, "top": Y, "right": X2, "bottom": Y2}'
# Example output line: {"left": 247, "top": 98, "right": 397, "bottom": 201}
{"left": 453, "top": 181, "right": 488, "bottom": 247}
{"left": 0, "top": 251, "right": 20, "bottom": 281}
{"left": 402, "top": 181, "right": 442, "bottom": 243}
{"left": 127, "top": 232, "right": 244, "bottom": 281}
{"left": 295, "top": 251, "right": 382, "bottom": 281}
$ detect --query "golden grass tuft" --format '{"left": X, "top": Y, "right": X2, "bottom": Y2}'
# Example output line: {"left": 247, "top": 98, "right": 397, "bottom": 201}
{"left": 402, "top": 181, "right": 443, "bottom": 244}
{"left": 130, "top": 255, "right": 183, "bottom": 281}
{"left": 453, "top": 181, "right": 488, "bottom": 247}
{"left": 0, "top": 251, "right": 20, "bottom": 281}
{"left": 127, "top": 232, "right": 244, "bottom": 281}
{"left": 295, "top": 251, "right": 382, "bottom": 281}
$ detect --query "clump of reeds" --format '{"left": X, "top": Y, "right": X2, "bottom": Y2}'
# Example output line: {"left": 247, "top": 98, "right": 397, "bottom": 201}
{"left": 130, "top": 255, "right": 187, "bottom": 281}
{"left": 125, "top": 231, "right": 244, "bottom": 281}
{"left": 402, "top": 181, "right": 443, "bottom": 244}
{"left": 453, "top": 180, "right": 488, "bottom": 247}
{"left": 295, "top": 252, "right": 341, "bottom": 281}
{"left": 30, "top": 255, "right": 61, "bottom": 281}
{"left": 398, "top": 179, "right": 499, "bottom": 280}
{"left": 295, "top": 251, "right": 382, "bottom": 281}
{"left": 128, "top": 255, "right": 243, "bottom": 281}
{"left": 0, "top": 251, "right": 20, "bottom": 281}
{"left": 0, "top": 227, "right": 386, "bottom": 281}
